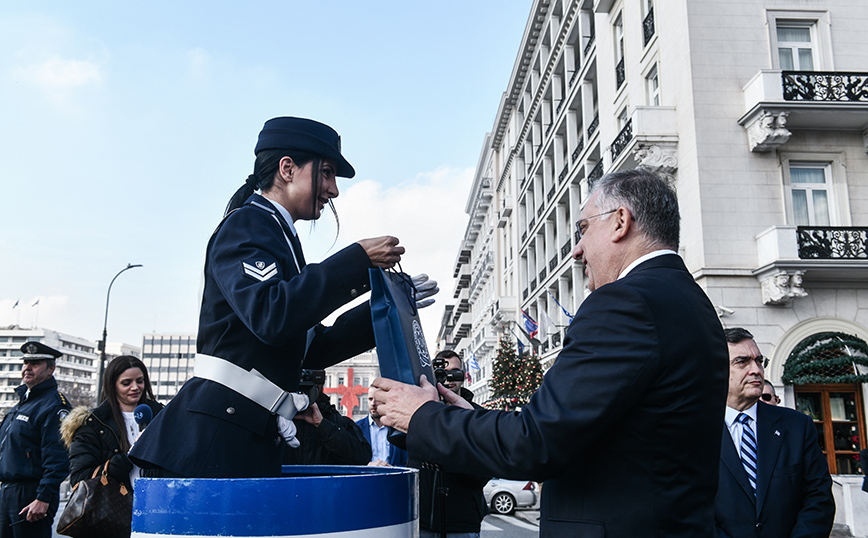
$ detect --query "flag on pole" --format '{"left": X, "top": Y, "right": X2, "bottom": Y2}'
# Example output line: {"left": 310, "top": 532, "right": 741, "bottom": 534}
{"left": 546, "top": 290, "right": 574, "bottom": 323}
{"left": 521, "top": 309, "right": 538, "bottom": 339}
{"left": 31, "top": 299, "right": 39, "bottom": 307}
{"left": 12, "top": 300, "right": 18, "bottom": 309}
{"left": 538, "top": 308, "right": 556, "bottom": 341}
{"left": 510, "top": 329, "right": 525, "bottom": 355}
{"left": 468, "top": 352, "right": 480, "bottom": 370}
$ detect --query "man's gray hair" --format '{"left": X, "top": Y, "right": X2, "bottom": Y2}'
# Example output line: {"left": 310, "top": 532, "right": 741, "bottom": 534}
{"left": 591, "top": 168, "right": 680, "bottom": 250}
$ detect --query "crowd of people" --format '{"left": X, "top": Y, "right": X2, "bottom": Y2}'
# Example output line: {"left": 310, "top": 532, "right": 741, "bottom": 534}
{"left": 0, "top": 117, "right": 863, "bottom": 538}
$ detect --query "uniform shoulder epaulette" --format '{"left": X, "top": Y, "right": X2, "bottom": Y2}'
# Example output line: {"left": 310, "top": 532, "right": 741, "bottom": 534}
{"left": 57, "top": 391, "right": 68, "bottom": 406}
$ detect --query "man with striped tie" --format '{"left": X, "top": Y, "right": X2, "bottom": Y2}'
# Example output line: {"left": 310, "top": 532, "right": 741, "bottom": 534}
{"left": 714, "top": 328, "right": 834, "bottom": 538}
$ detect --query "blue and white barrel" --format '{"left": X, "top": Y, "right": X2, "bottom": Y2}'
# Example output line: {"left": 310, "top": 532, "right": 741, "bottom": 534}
{"left": 132, "top": 465, "right": 418, "bottom": 537}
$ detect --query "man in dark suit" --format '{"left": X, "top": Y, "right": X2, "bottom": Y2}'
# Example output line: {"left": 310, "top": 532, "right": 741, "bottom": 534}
{"left": 372, "top": 169, "right": 729, "bottom": 537}
{"left": 714, "top": 328, "right": 834, "bottom": 538}
{"left": 357, "top": 387, "right": 407, "bottom": 467}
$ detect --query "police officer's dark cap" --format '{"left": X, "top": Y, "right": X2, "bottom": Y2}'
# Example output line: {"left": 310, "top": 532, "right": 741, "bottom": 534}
{"left": 254, "top": 117, "right": 355, "bottom": 179}
{"left": 21, "top": 341, "right": 62, "bottom": 362}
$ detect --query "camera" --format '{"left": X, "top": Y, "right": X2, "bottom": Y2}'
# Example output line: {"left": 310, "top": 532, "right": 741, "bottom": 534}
{"left": 298, "top": 369, "right": 326, "bottom": 401}
{"left": 433, "top": 357, "right": 465, "bottom": 386}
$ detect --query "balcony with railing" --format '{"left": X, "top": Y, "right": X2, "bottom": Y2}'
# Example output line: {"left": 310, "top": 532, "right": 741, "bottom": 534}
{"left": 610, "top": 119, "right": 633, "bottom": 162}
{"left": 558, "top": 163, "right": 569, "bottom": 184}
{"left": 739, "top": 70, "right": 868, "bottom": 151}
{"left": 587, "top": 112, "right": 599, "bottom": 138}
{"left": 549, "top": 255, "right": 558, "bottom": 271}
{"left": 588, "top": 160, "right": 604, "bottom": 187}
{"left": 583, "top": 33, "right": 595, "bottom": 57}
{"left": 547, "top": 185, "right": 556, "bottom": 201}
{"left": 539, "top": 267, "right": 547, "bottom": 281}
{"left": 754, "top": 226, "right": 868, "bottom": 292}
{"left": 615, "top": 57, "right": 625, "bottom": 89}
{"left": 571, "top": 137, "right": 585, "bottom": 162}
{"left": 643, "top": 8, "right": 655, "bottom": 46}
{"left": 561, "top": 239, "right": 572, "bottom": 259}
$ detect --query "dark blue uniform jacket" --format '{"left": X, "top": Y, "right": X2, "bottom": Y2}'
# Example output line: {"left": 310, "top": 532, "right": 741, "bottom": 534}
{"left": 131, "top": 194, "right": 375, "bottom": 477}
{"left": 0, "top": 377, "right": 71, "bottom": 504}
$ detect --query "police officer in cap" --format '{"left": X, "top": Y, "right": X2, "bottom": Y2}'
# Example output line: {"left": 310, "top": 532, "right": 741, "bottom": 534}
{"left": 0, "top": 342, "right": 71, "bottom": 538}
{"left": 130, "top": 117, "right": 437, "bottom": 478}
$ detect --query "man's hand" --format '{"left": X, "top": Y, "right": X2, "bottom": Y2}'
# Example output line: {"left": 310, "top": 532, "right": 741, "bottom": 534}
{"left": 437, "top": 383, "right": 473, "bottom": 409}
{"left": 371, "top": 375, "right": 439, "bottom": 432}
{"left": 367, "top": 460, "right": 392, "bottom": 467}
{"left": 19, "top": 499, "right": 48, "bottom": 523}
{"left": 294, "top": 403, "right": 323, "bottom": 427}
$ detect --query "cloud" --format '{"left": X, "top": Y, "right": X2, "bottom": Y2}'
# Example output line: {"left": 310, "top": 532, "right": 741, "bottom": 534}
{"left": 16, "top": 56, "right": 102, "bottom": 90}
{"left": 300, "top": 165, "right": 473, "bottom": 348}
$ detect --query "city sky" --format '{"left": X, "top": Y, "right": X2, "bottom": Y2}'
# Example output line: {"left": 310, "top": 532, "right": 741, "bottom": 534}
{"left": 0, "top": 2, "right": 531, "bottom": 348}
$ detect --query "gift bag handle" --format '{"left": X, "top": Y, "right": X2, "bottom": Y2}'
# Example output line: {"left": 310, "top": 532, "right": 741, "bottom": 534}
{"left": 386, "top": 264, "right": 418, "bottom": 316}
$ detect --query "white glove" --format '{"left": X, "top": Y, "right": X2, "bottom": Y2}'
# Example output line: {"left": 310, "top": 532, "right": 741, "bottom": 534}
{"left": 411, "top": 273, "right": 439, "bottom": 308}
{"left": 277, "top": 416, "right": 301, "bottom": 448}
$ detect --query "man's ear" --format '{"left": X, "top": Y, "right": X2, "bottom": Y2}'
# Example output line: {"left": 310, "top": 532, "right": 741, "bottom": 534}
{"left": 611, "top": 207, "right": 633, "bottom": 242}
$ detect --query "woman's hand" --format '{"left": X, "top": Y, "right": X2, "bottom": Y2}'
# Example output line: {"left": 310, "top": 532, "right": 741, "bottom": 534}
{"left": 358, "top": 236, "right": 405, "bottom": 269}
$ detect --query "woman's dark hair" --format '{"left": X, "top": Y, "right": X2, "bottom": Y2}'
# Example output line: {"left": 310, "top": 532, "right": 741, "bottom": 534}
{"left": 100, "top": 355, "right": 154, "bottom": 453}
{"left": 223, "top": 149, "right": 340, "bottom": 238}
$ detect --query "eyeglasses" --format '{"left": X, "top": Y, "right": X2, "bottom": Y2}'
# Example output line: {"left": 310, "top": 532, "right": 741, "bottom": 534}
{"left": 730, "top": 356, "right": 769, "bottom": 369}
{"left": 575, "top": 209, "right": 617, "bottom": 241}
{"left": 760, "top": 393, "right": 780, "bottom": 403}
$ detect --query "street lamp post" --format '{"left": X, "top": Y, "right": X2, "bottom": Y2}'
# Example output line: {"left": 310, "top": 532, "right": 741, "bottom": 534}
{"left": 97, "top": 263, "right": 142, "bottom": 401}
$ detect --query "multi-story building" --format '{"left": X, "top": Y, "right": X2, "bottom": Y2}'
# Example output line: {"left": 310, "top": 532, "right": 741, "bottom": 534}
{"left": 141, "top": 333, "right": 196, "bottom": 404}
{"left": 324, "top": 350, "right": 380, "bottom": 422}
{"left": 441, "top": 0, "right": 868, "bottom": 532}
{"left": 0, "top": 326, "right": 98, "bottom": 413}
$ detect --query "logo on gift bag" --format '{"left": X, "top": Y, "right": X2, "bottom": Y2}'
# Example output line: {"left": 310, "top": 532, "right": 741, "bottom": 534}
{"left": 413, "top": 320, "right": 431, "bottom": 367}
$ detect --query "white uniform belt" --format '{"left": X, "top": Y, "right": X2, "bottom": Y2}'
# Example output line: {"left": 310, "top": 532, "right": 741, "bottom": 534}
{"left": 193, "top": 354, "right": 309, "bottom": 420}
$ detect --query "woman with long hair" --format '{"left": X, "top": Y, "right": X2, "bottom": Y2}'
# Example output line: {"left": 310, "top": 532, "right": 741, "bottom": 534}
{"left": 61, "top": 356, "right": 163, "bottom": 489}
{"left": 129, "top": 117, "right": 416, "bottom": 478}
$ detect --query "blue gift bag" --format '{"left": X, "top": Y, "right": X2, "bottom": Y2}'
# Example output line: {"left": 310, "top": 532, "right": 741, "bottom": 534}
{"left": 369, "top": 268, "right": 435, "bottom": 387}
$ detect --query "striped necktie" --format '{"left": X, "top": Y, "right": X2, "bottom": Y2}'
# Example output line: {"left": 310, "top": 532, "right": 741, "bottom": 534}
{"left": 737, "top": 413, "right": 758, "bottom": 496}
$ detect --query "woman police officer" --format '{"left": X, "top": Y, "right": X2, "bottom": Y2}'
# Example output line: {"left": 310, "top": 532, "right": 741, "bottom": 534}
{"left": 130, "top": 117, "right": 406, "bottom": 478}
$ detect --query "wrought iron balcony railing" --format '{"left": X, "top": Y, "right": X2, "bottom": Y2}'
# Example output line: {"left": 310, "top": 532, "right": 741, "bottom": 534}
{"left": 537, "top": 206, "right": 544, "bottom": 218}
{"left": 587, "top": 112, "right": 599, "bottom": 138}
{"left": 583, "top": 33, "right": 595, "bottom": 57}
{"left": 615, "top": 57, "right": 625, "bottom": 89}
{"left": 572, "top": 138, "right": 585, "bottom": 162}
{"left": 569, "top": 66, "right": 581, "bottom": 87}
{"left": 547, "top": 186, "right": 555, "bottom": 201}
{"left": 611, "top": 119, "right": 633, "bottom": 161}
{"left": 782, "top": 71, "right": 868, "bottom": 102}
{"left": 539, "top": 267, "right": 547, "bottom": 281}
{"left": 523, "top": 288, "right": 528, "bottom": 300}
{"left": 588, "top": 160, "right": 604, "bottom": 186}
{"left": 561, "top": 239, "right": 572, "bottom": 259}
{"left": 549, "top": 255, "right": 558, "bottom": 271}
{"left": 559, "top": 163, "right": 569, "bottom": 184}
{"left": 643, "top": 8, "right": 655, "bottom": 46}
{"left": 530, "top": 278, "right": 537, "bottom": 291}
{"left": 797, "top": 226, "right": 868, "bottom": 259}
{"left": 529, "top": 217, "right": 536, "bottom": 229}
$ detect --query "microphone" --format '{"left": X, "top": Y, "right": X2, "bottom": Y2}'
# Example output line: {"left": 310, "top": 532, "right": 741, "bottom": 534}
{"left": 134, "top": 404, "right": 153, "bottom": 430}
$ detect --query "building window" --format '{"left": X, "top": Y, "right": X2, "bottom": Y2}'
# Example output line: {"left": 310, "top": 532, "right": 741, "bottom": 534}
{"left": 777, "top": 23, "right": 814, "bottom": 71}
{"left": 766, "top": 10, "right": 832, "bottom": 71}
{"left": 780, "top": 153, "right": 849, "bottom": 227}
{"left": 789, "top": 163, "right": 830, "bottom": 225}
{"left": 646, "top": 65, "right": 660, "bottom": 106}
{"left": 614, "top": 13, "right": 625, "bottom": 89}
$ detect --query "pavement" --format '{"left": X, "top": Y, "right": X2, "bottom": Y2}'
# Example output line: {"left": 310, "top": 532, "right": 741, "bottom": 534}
{"left": 514, "top": 509, "right": 540, "bottom": 527}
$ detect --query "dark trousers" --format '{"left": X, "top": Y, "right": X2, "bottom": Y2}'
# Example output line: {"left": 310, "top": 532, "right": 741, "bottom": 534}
{"left": 0, "top": 482, "right": 57, "bottom": 538}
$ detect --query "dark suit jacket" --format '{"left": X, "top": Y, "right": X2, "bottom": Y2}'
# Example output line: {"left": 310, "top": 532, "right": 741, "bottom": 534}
{"left": 131, "top": 194, "right": 375, "bottom": 477}
{"left": 356, "top": 416, "right": 407, "bottom": 467}
{"left": 714, "top": 403, "right": 835, "bottom": 538}
{"left": 408, "top": 254, "right": 729, "bottom": 537}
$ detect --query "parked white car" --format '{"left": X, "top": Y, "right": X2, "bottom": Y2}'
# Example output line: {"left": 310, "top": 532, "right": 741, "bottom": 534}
{"left": 483, "top": 479, "right": 538, "bottom": 515}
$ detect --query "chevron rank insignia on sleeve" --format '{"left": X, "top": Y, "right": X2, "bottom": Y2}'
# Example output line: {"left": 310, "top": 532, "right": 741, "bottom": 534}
{"left": 243, "top": 261, "right": 278, "bottom": 282}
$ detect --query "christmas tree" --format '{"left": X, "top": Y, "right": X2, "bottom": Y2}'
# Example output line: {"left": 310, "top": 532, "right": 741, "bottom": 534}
{"left": 485, "top": 334, "right": 544, "bottom": 411}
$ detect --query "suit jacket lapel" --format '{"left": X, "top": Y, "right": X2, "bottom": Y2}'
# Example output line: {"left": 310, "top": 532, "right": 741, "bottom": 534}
{"left": 720, "top": 424, "right": 757, "bottom": 507}
{"left": 755, "top": 404, "right": 783, "bottom": 515}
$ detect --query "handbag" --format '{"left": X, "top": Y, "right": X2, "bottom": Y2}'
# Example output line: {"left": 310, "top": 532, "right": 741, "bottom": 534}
{"left": 57, "top": 460, "right": 133, "bottom": 538}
